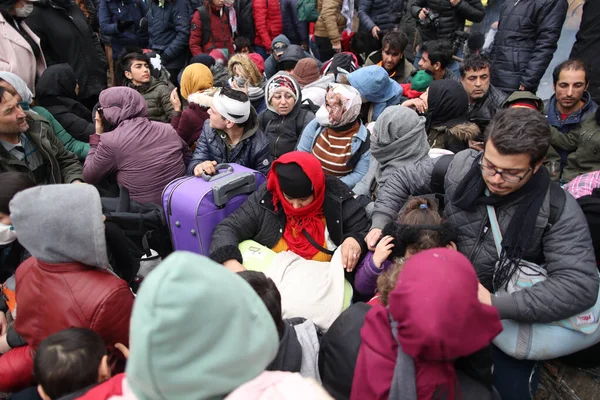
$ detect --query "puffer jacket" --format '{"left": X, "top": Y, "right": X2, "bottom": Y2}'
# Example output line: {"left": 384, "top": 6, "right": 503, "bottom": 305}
{"left": 83, "top": 87, "right": 191, "bottom": 204}
{"left": 358, "top": 0, "right": 403, "bottom": 33}
{"left": 25, "top": 0, "right": 108, "bottom": 100}
{"left": 187, "top": 108, "right": 273, "bottom": 176}
{"left": 0, "top": 113, "right": 84, "bottom": 184}
{"left": 490, "top": 0, "right": 568, "bottom": 93}
{"left": 314, "top": 0, "right": 346, "bottom": 46}
{"left": 31, "top": 106, "right": 90, "bottom": 160}
{"left": 280, "top": 0, "right": 309, "bottom": 46}
{"left": 259, "top": 75, "right": 315, "bottom": 158}
{"left": 297, "top": 119, "right": 371, "bottom": 189}
{"left": 209, "top": 175, "right": 370, "bottom": 264}
{"left": 99, "top": 0, "right": 147, "bottom": 59}
{"left": 427, "top": 121, "right": 480, "bottom": 154}
{"left": 147, "top": 0, "right": 190, "bottom": 70}
{"left": 466, "top": 84, "right": 507, "bottom": 124}
{"left": 371, "top": 150, "right": 599, "bottom": 323}
{"left": 252, "top": 0, "right": 283, "bottom": 51}
{"left": 410, "top": 0, "right": 484, "bottom": 42}
{"left": 551, "top": 112, "right": 600, "bottom": 183}
{"left": 35, "top": 64, "right": 95, "bottom": 143}
{"left": 126, "top": 77, "right": 174, "bottom": 122}
{"left": 189, "top": 3, "right": 235, "bottom": 56}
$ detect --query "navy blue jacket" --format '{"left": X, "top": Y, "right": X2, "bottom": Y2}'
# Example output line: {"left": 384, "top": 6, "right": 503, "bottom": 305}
{"left": 280, "top": 0, "right": 309, "bottom": 45}
{"left": 359, "top": 0, "right": 403, "bottom": 32}
{"left": 545, "top": 91, "right": 599, "bottom": 167}
{"left": 187, "top": 110, "right": 273, "bottom": 176}
{"left": 490, "top": 0, "right": 567, "bottom": 93}
{"left": 99, "top": 0, "right": 148, "bottom": 59}
{"left": 147, "top": 0, "right": 190, "bottom": 69}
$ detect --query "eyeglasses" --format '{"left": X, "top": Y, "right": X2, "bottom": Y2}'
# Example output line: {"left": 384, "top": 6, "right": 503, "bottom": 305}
{"left": 479, "top": 159, "right": 532, "bottom": 183}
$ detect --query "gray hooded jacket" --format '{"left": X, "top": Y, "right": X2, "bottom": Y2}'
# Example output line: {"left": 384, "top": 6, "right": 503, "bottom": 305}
{"left": 371, "top": 150, "right": 599, "bottom": 323}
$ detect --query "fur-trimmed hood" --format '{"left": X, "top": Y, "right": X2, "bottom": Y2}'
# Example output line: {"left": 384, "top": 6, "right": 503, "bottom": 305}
{"left": 187, "top": 88, "right": 218, "bottom": 108}
{"left": 446, "top": 122, "right": 480, "bottom": 141}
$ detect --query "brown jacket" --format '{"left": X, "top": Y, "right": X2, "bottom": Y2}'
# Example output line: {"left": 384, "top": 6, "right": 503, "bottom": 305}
{"left": 314, "top": 0, "right": 346, "bottom": 46}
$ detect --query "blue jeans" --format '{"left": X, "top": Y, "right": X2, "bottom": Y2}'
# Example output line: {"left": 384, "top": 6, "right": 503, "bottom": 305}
{"left": 492, "top": 346, "right": 540, "bottom": 400}
{"left": 413, "top": 45, "right": 463, "bottom": 76}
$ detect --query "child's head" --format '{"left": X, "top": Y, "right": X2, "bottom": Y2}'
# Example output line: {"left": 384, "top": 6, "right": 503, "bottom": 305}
{"left": 0, "top": 172, "right": 35, "bottom": 226}
{"left": 234, "top": 36, "right": 252, "bottom": 54}
{"left": 376, "top": 197, "right": 457, "bottom": 306}
{"left": 34, "top": 328, "right": 110, "bottom": 400}
{"left": 237, "top": 271, "right": 285, "bottom": 339}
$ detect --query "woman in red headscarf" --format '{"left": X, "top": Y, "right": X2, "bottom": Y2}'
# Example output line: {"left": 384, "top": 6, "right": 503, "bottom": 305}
{"left": 351, "top": 248, "right": 503, "bottom": 400}
{"left": 210, "top": 151, "right": 370, "bottom": 272}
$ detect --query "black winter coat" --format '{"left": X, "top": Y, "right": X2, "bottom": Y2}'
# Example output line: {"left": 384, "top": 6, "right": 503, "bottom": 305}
{"left": 570, "top": 0, "right": 600, "bottom": 105}
{"left": 209, "top": 176, "right": 370, "bottom": 264}
{"left": 358, "top": 0, "right": 403, "bottom": 33}
{"left": 410, "top": 0, "right": 484, "bottom": 42}
{"left": 25, "top": 0, "right": 108, "bottom": 100}
{"left": 35, "top": 64, "right": 95, "bottom": 143}
{"left": 490, "top": 0, "right": 568, "bottom": 93}
{"left": 146, "top": 0, "right": 190, "bottom": 70}
{"left": 466, "top": 84, "right": 507, "bottom": 128}
{"left": 258, "top": 103, "right": 315, "bottom": 159}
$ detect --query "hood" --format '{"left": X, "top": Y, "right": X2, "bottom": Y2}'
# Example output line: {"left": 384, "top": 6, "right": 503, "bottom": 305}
{"left": 240, "top": 107, "right": 260, "bottom": 139}
{"left": 10, "top": 184, "right": 110, "bottom": 269}
{"left": 228, "top": 54, "right": 262, "bottom": 87}
{"left": 426, "top": 79, "right": 469, "bottom": 130}
{"left": 129, "top": 77, "right": 164, "bottom": 95}
{"left": 265, "top": 72, "right": 302, "bottom": 115}
{"left": 347, "top": 66, "right": 402, "bottom": 103}
{"left": 187, "top": 88, "right": 218, "bottom": 108}
{"left": 0, "top": 71, "right": 33, "bottom": 104}
{"left": 502, "top": 91, "right": 544, "bottom": 112}
{"left": 99, "top": 86, "right": 148, "bottom": 126}
{"left": 225, "top": 371, "right": 333, "bottom": 400}
{"left": 304, "top": 74, "right": 335, "bottom": 91}
{"left": 445, "top": 121, "right": 481, "bottom": 141}
{"left": 278, "top": 45, "right": 306, "bottom": 64}
{"left": 126, "top": 252, "right": 279, "bottom": 400}
{"left": 267, "top": 322, "right": 302, "bottom": 372}
{"left": 271, "top": 34, "right": 291, "bottom": 49}
{"left": 35, "top": 63, "right": 79, "bottom": 100}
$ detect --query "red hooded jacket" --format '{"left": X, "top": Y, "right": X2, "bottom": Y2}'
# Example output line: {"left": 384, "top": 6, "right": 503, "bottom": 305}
{"left": 189, "top": 3, "right": 235, "bottom": 56}
{"left": 252, "top": 0, "right": 283, "bottom": 51}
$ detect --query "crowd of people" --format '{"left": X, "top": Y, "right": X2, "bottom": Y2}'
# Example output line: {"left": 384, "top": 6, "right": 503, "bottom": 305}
{"left": 1, "top": 0, "right": 600, "bottom": 398}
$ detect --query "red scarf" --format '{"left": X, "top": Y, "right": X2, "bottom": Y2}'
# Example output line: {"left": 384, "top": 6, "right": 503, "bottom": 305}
{"left": 267, "top": 152, "right": 326, "bottom": 259}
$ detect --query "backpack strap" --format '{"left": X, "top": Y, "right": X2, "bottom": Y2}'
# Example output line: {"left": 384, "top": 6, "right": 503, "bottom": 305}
{"left": 197, "top": 5, "right": 212, "bottom": 48}
{"left": 548, "top": 182, "right": 566, "bottom": 229}
{"left": 346, "top": 134, "right": 370, "bottom": 169}
{"left": 430, "top": 154, "right": 454, "bottom": 195}
{"left": 388, "top": 314, "right": 417, "bottom": 400}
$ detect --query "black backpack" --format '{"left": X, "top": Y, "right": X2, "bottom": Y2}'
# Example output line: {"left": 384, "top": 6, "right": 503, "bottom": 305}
{"left": 196, "top": 5, "right": 232, "bottom": 49}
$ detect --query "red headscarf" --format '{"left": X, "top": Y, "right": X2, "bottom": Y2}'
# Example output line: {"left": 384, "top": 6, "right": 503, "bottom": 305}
{"left": 267, "top": 152, "right": 326, "bottom": 259}
{"left": 351, "top": 249, "right": 502, "bottom": 400}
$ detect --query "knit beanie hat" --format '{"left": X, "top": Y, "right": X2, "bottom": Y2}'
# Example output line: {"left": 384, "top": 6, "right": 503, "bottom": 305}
{"left": 210, "top": 48, "right": 230, "bottom": 65}
{"left": 248, "top": 53, "right": 265, "bottom": 75}
{"left": 410, "top": 70, "right": 434, "bottom": 92}
{"left": 276, "top": 162, "right": 313, "bottom": 199}
{"left": 212, "top": 88, "right": 251, "bottom": 124}
{"left": 189, "top": 54, "right": 216, "bottom": 69}
{"left": 267, "top": 74, "right": 298, "bottom": 102}
{"left": 291, "top": 58, "right": 320, "bottom": 88}
{"left": 180, "top": 64, "right": 214, "bottom": 99}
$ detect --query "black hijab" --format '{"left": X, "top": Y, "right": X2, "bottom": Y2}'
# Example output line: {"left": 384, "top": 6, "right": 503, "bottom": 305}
{"left": 426, "top": 79, "right": 469, "bottom": 131}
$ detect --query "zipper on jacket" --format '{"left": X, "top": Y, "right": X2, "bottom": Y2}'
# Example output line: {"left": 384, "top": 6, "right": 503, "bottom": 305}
{"left": 273, "top": 118, "right": 284, "bottom": 157}
{"left": 468, "top": 215, "right": 490, "bottom": 263}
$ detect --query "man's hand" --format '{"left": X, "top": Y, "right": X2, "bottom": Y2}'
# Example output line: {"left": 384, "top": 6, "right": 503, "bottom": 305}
{"left": 340, "top": 237, "right": 361, "bottom": 272}
{"left": 449, "top": 0, "right": 460, "bottom": 6}
{"left": 478, "top": 282, "right": 492, "bottom": 306}
{"left": 193, "top": 160, "right": 218, "bottom": 177}
{"left": 468, "top": 139, "right": 484, "bottom": 152}
{"left": 95, "top": 111, "right": 104, "bottom": 134}
{"left": 332, "top": 42, "right": 342, "bottom": 53}
{"left": 371, "top": 26, "right": 381, "bottom": 39}
{"left": 365, "top": 228, "right": 382, "bottom": 251}
{"left": 0, "top": 312, "right": 7, "bottom": 336}
{"left": 519, "top": 84, "right": 526, "bottom": 91}
{"left": 170, "top": 88, "right": 182, "bottom": 112}
{"left": 418, "top": 8, "right": 428, "bottom": 20}
{"left": 223, "top": 259, "right": 246, "bottom": 273}
{"left": 373, "top": 235, "right": 395, "bottom": 268}
{"left": 115, "top": 343, "right": 130, "bottom": 359}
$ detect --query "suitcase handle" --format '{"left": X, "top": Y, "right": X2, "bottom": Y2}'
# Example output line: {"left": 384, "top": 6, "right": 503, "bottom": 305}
{"left": 201, "top": 164, "right": 234, "bottom": 182}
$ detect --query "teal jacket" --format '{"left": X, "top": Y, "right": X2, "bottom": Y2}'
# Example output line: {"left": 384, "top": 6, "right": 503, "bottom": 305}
{"left": 31, "top": 106, "right": 90, "bottom": 160}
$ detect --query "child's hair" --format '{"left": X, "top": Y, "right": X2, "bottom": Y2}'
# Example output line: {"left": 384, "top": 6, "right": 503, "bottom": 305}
{"left": 0, "top": 172, "right": 35, "bottom": 214}
{"left": 234, "top": 36, "right": 252, "bottom": 52}
{"left": 376, "top": 197, "right": 456, "bottom": 306}
{"left": 237, "top": 271, "right": 285, "bottom": 339}
{"left": 34, "top": 328, "right": 107, "bottom": 400}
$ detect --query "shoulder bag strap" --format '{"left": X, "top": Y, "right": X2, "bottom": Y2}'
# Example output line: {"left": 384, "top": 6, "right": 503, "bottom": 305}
{"left": 302, "top": 229, "right": 335, "bottom": 255}
{"left": 486, "top": 204, "right": 503, "bottom": 258}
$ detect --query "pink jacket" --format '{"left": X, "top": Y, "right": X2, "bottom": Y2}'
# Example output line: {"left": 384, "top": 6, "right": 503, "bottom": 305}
{"left": 0, "top": 14, "right": 46, "bottom": 96}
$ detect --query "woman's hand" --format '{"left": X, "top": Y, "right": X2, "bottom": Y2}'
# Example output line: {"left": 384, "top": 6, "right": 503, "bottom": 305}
{"left": 95, "top": 110, "right": 104, "bottom": 134}
{"left": 365, "top": 228, "right": 382, "bottom": 251}
{"left": 170, "top": 88, "right": 182, "bottom": 112}
{"left": 402, "top": 98, "right": 428, "bottom": 114}
{"left": 231, "top": 80, "right": 249, "bottom": 95}
{"left": 372, "top": 235, "right": 394, "bottom": 268}
{"left": 340, "top": 237, "right": 362, "bottom": 272}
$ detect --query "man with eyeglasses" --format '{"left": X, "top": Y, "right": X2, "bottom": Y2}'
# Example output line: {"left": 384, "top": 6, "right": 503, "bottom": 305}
{"left": 365, "top": 107, "right": 598, "bottom": 399}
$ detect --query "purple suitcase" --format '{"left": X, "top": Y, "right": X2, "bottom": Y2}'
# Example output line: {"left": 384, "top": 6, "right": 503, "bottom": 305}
{"left": 162, "top": 163, "right": 266, "bottom": 255}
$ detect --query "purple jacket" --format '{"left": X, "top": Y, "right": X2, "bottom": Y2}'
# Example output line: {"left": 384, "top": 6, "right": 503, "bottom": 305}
{"left": 84, "top": 87, "right": 191, "bottom": 204}
{"left": 354, "top": 251, "right": 393, "bottom": 296}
